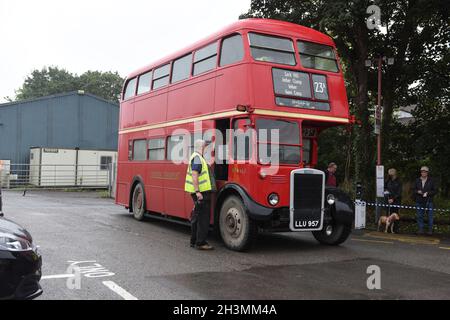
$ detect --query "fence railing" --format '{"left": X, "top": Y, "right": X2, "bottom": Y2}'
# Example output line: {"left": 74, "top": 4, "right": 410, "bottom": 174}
{"left": 0, "top": 163, "right": 116, "bottom": 197}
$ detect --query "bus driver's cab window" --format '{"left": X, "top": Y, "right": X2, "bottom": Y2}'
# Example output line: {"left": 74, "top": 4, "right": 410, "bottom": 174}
{"left": 302, "top": 138, "right": 312, "bottom": 166}
{"left": 233, "top": 119, "right": 252, "bottom": 162}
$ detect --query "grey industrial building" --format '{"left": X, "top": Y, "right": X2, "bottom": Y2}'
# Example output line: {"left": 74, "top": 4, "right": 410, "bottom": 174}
{"left": 0, "top": 91, "right": 119, "bottom": 164}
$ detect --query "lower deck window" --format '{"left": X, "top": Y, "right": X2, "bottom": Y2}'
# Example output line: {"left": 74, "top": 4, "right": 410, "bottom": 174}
{"left": 133, "top": 140, "right": 147, "bottom": 161}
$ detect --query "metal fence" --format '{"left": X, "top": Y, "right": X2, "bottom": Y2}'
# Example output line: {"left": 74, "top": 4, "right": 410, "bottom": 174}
{"left": 0, "top": 163, "right": 116, "bottom": 197}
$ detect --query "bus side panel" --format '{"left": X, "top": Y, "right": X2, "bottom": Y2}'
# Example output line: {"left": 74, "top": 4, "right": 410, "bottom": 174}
{"left": 163, "top": 162, "right": 188, "bottom": 219}
{"left": 145, "top": 128, "right": 166, "bottom": 214}
{"left": 167, "top": 72, "right": 217, "bottom": 121}
{"left": 116, "top": 134, "right": 130, "bottom": 206}
{"left": 135, "top": 90, "right": 168, "bottom": 125}
{"left": 134, "top": 93, "right": 168, "bottom": 126}
{"left": 215, "top": 64, "right": 251, "bottom": 111}
{"left": 326, "top": 74, "right": 350, "bottom": 119}
{"left": 251, "top": 64, "right": 274, "bottom": 110}
{"left": 119, "top": 99, "right": 135, "bottom": 130}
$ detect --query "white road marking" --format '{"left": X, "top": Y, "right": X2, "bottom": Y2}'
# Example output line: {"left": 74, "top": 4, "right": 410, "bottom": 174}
{"left": 103, "top": 281, "right": 138, "bottom": 300}
{"left": 41, "top": 274, "right": 75, "bottom": 280}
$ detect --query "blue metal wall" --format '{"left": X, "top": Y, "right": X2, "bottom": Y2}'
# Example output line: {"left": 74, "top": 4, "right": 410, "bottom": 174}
{"left": 0, "top": 92, "right": 119, "bottom": 163}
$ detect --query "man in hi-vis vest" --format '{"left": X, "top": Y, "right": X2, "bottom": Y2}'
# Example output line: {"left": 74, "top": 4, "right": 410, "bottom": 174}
{"left": 185, "top": 139, "right": 216, "bottom": 250}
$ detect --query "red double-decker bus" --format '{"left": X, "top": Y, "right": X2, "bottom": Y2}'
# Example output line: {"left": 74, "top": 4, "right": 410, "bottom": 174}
{"left": 116, "top": 19, "right": 354, "bottom": 251}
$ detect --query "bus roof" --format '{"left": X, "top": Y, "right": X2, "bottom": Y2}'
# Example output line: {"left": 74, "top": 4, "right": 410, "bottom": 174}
{"left": 127, "top": 18, "right": 335, "bottom": 79}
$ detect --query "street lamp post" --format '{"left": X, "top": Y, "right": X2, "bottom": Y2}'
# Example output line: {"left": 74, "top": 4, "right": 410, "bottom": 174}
{"left": 377, "top": 57, "right": 382, "bottom": 166}
{"left": 365, "top": 56, "right": 394, "bottom": 223}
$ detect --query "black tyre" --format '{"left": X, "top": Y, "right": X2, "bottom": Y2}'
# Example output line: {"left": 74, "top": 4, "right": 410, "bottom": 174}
{"left": 312, "top": 222, "right": 351, "bottom": 245}
{"left": 131, "top": 183, "right": 146, "bottom": 221}
{"left": 219, "top": 196, "right": 257, "bottom": 251}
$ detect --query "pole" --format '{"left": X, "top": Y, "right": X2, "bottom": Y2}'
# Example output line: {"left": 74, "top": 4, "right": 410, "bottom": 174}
{"left": 375, "top": 57, "right": 383, "bottom": 224}
{"left": 377, "top": 57, "right": 382, "bottom": 166}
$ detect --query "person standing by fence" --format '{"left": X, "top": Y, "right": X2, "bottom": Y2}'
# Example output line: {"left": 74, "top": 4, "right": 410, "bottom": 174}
{"left": 384, "top": 168, "right": 402, "bottom": 233}
{"left": 414, "top": 166, "right": 437, "bottom": 235}
{"left": 325, "top": 162, "right": 338, "bottom": 187}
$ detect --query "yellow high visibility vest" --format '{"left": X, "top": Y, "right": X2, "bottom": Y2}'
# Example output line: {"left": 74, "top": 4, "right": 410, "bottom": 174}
{"left": 185, "top": 152, "right": 213, "bottom": 193}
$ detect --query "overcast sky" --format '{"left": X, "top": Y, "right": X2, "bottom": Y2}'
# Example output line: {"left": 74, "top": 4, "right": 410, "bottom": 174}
{"left": 0, "top": 0, "right": 251, "bottom": 102}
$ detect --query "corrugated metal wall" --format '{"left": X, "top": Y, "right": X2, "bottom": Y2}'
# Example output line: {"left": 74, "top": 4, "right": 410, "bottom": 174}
{"left": 0, "top": 92, "right": 119, "bottom": 164}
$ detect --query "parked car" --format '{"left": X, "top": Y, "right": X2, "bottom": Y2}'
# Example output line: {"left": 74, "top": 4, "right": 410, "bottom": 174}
{"left": 0, "top": 215, "right": 42, "bottom": 300}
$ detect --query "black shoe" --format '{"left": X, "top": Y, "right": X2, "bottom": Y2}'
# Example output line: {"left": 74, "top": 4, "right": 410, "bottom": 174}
{"left": 190, "top": 243, "right": 196, "bottom": 248}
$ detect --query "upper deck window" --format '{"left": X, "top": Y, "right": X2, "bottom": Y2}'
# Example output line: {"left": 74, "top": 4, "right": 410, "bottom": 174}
{"left": 298, "top": 41, "right": 339, "bottom": 72}
{"left": 249, "top": 33, "right": 296, "bottom": 66}
{"left": 137, "top": 71, "right": 152, "bottom": 95}
{"left": 193, "top": 42, "right": 218, "bottom": 76}
{"left": 153, "top": 64, "right": 171, "bottom": 90}
{"left": 220, "top": 34, "right": 244, "bottom": 67}
{"left": 123, "top": 78, "right": 137, "bottom": 100}
{"left": 172, "top": 54, "right": 192, "bottom": 83}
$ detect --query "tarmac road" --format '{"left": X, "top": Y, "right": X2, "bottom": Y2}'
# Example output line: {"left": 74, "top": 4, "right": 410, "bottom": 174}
{"left": 2, "top": 190, "right": 450, "bottom": 300}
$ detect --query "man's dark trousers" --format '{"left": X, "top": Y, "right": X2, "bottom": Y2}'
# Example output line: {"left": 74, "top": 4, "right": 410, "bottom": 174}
{"left": 190, "top": 192, "right": 211, "bottom": 246}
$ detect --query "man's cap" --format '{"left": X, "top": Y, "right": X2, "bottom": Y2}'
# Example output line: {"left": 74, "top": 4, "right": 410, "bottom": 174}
{"left": 420, "top": 166, "right": 429, "bottom": 172}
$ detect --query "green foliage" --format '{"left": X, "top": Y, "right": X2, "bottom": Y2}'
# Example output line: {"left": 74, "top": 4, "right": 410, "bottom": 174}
{"left": 14, "top": 67, "right": 124, "bottom": 103}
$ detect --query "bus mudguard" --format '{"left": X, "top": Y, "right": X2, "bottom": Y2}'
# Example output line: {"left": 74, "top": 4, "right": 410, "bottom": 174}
{"left": 217, "top": 184, "right": 274, "bottom": 221}
{"left": 325, "top": 187, "right": 354, "bottom": 225}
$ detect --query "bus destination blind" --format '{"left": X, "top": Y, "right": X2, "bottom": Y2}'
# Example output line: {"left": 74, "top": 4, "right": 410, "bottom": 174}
{"left": 272, "top": 68, "right": 330, "bottom": 111}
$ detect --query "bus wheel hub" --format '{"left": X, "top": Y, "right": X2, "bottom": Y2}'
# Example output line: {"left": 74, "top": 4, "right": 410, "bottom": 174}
{"left": 135, "top": 191, "right": 142, "bottom": 210}
{"left": 325, "top": 225, "right": 333, "bottom": 236}
{"left": 225, "top": 208, "right": 241, "bottom": 237}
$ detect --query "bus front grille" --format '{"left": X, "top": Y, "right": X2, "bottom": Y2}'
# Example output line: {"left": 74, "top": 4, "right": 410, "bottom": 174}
{"left": 290, "top": 169, "right": 325, "bottom": 231}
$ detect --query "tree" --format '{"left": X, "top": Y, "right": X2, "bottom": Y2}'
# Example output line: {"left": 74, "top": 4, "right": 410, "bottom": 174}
{"left": 14, "top": 67, "right": 124, "bottom": 103}
{"left": 15, "top": 67, "right": 78, "bottom": 101}
{"left": 241, "top": 0, "right": 449, "bottom": 197}
{"left": 78, "top": 71, "right": 124, "bottom": 103}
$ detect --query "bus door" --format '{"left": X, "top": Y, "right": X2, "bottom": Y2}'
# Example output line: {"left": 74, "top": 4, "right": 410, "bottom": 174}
{"left": 214, "top": 119, "right": 231, "bottom": 182}
{"left": 229, "top": 118, "right": 253, "bottom": 185}
{"left": 164, "top": 134, "right": 188, "bottom": 219}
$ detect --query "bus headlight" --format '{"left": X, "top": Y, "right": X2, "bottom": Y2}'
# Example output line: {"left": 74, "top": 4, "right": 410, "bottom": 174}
{"left": 268, "top": 193, "right": 279, "bottom": 206}
{"left": 327, "top": 194, "right": 336, "bottom": 205}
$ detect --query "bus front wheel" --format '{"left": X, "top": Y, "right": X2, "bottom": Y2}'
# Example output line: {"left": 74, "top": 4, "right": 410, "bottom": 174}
{"left": 312, "top": 222, "right": 351, "bottom": 245}
{"left": 131, "top": 183, "right": 146, "bottom": 221}
{"left": 219, "top": 196, "right": 257, "bottom": 251}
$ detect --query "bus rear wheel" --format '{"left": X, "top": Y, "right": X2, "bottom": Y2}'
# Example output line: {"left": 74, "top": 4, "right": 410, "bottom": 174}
{"left": 219, "top": 196, "right": 256, "bottom": 251}
{"left": 312, "top": 222, "right": 351, "bottom": 245}
{"left": 131, "top": 183, "right": 146, "bottom": 221}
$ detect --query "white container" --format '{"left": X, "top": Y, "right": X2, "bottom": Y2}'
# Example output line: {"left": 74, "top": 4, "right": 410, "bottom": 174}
{"left": 29, "top": 148, "right": 117, "bottom": 187}
{"left": 77, "top": 150, "right": 117, "bottom": 187}
{"left": 0, "top": 160, "right": 11, "bottom": 188}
